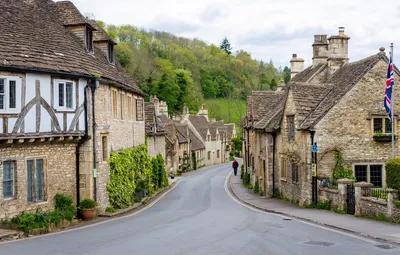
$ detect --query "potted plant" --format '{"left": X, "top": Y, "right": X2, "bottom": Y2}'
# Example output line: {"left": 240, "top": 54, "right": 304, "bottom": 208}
{"left": 170, "top": 171, "right": 176, "bottom": 179}
{"left": 79, "top": 198, "right": 97, "bottom": 220}
{"left": 135, "top": 180, "right": 147, "bottom": 201}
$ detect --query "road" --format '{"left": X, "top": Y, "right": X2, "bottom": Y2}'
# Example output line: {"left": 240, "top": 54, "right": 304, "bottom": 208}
{"left": 0, "top": 163, "right": 398, "bottom": 255}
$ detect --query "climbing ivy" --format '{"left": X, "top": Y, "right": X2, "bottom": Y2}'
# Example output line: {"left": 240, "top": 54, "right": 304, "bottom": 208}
{"left": 192, "top": 151, "right": 197, "bottom": 170}
{"left": 107, "top": 144, "right": 154, "bottom": 209}
{"left": 332, "top": 151, "right": 355, "bottom": 180}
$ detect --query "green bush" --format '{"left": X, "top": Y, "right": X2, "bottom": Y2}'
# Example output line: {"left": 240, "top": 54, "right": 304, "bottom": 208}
{"left": 394, "top": 200, "right": 400, "bottom": 208}
{"left": 79, "top": 199, "right": 97, "bottom": 209}
{"left": 386, "top": 158, "right": 400, "bottom": 190}
{"left": 333, "top": 152, "right": 355, "bottom": 180}
{"left": 54, "top": 194, "right": 76, "bottom": 220}
{"left": 105, "top": 205, "right": 116, "bottom": 213}
{"left": 192, "top": 151, "right": 197, "bottom": 170}
{"left": 272, "top": 188, "right": 281, "bottom": 198}
{"left": 253, "top": 180, "right": 260, "bottom": 194}
{"left": 151, "top": 154, "right": 169, "bottom": 190}
{"left": 231, "top": 137, "right": 242, "bottom": 152}
{"left": 240, "top": 166, "right": 244, "bottom": 179}
{"left": 107, "top": 145, "right": 154, "bottom": 209}
{"left": 306, "top": 200, "right": 331, "bottom": 210}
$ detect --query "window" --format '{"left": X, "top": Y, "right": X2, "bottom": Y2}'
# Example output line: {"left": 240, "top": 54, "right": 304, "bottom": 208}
{"left": 0, "top": 77, "right": 20, "bottom": 112}
{"left": 281, "top": 158, "right": 287, "bottom": 179}
{"left": 370, "top": 165, "right": 382, "bottom": 187}
{"left": 101, "top": 135, "right": 108, "bottom": 161}
{"left": 208, "top": 151, "right": 211, "bottom": 160}
{"left": 120, "top": 93, "right": 125, "bottom": 120}
{"left": 27, "top": 158, "right": 45, "bottom": 203}
{"left": 373, "top": 117, "right": 393, "bottom": 134}
{"left": 217, "top": 150, "right": 220, "bottom": 158}
{"left": 85, "top": 26, "right": 93, "bottom": 53}
{"left": 112, "top": 90, "right": 118, "bottom": 118}
{"left": 2, "top": 162, "right": 15, "bottom": 199}
{"left": 56, "top": 81, "right": 74, "bottom": 110}
{"left": 355, "top": 165, "right": 367, "bottom": 182}
{"left": 288, "top": 116, "right": 295, "bottom": 142}
{"left": 136, "top": 98, "right": 143, "bottom": 121}
{"left": 291, "top": 163, "right": 299, "bottom": 183}
{"left": 108, "top": 43, "right": 115, "bottom": 64}
{"left": 127, "top": 96, "right": 132, "bottom": 120}
{"left": 354, "top": 164, "right": 383, "bottom": 187}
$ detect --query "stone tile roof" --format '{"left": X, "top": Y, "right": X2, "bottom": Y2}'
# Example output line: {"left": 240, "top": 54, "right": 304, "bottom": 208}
{"left": 52, "top": 1, "right": 90, "bottom": 26}
{"left": 189, "top": 129, "right": 205, "bottom": 151}
{"left": 299, "top": 53, "right": 385, "bottom": 129}
{"left": 0, "top": 0, "right": 144, "bottom": 96}
{"left": 159, "top": 114, "right": 176, "bottom": 144}
{"left": 225, "top": 124, "right": 235, "bottom": 139}
{"left": 291, "top": 63, "right": 327, "bottom": 83}
{"left": 144, "top": 102, "right": 165, "bottom": 135}
{"left": 175, "top": 124, "right": 189, "bottom": 144}
{"left": 189, "top": 115, "right": 209, "bottom": 139}
{"left": 254, "top": 90, "right": 288, "bottom": 131}
{"left": 88, "top": 20, "right": 115, "bottom": 43}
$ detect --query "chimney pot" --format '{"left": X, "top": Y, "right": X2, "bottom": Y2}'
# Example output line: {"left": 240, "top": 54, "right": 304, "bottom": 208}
{"left": 292, "top": 53, "right": 297, "bottom": 58}
{"left": 379, "top": 47, "right": 385, "bottom": 52}
{"left": 338, "top": 26, "right": 345, "bottom": 36}
{"left": 153, "top": 95, "right": 157, "bottom": 99}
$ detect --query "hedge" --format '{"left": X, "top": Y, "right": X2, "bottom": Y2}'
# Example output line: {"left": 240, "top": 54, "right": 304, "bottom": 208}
{"left": 386, "top": 158, "right": 400, "bottom": 190}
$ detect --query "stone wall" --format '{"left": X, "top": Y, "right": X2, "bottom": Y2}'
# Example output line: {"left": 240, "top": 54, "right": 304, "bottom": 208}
{"left": 319, "top": 188, "right": 340, "bottom": 208}
{"left": 79, "top": 83, "right": 145, "bottom": 209}
{"left": 359, "top": 197, "right": 388, "bottom": 218}
{"left": 148, "top": 135, "right": 166, "bottom": 160}
{"left": 315, "top": 60, "right": 400, "bottom": 186}
{"left": 0, "top": 143, "right": 77, "bottom": 220}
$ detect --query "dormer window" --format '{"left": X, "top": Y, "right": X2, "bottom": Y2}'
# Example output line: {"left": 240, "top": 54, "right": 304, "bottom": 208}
{"left": 108, "top": 43, "right": 115, "bottom": 64}
{"left": 85, "top": 26, "right": 93, "bottom": 53}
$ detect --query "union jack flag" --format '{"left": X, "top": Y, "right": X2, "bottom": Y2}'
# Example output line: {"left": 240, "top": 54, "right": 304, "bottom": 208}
{"left": 384, "top": 56, "right": 394, "bottom": 120}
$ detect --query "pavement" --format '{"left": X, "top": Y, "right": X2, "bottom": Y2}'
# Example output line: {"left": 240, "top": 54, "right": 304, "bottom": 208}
{"left": 0, "top": 162, "right": 399, "bottom": 254}
{"left": 230, "top": 171, "right": 400, "bottom": 245}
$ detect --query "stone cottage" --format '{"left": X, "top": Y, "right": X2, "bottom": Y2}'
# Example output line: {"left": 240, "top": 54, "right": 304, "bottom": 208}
{"left": 145, "top": 97, "right": 166, "bottom": 159}
{"left": 243, "top": 27, "right": 400, "bottom": 205}
{"left": 0, "top": 0, "right": 145, "bottom": 219}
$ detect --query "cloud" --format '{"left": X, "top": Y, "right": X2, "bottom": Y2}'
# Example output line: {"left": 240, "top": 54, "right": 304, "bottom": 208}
{"left": 63, "top": 0, "right": 400, "bottom": 68}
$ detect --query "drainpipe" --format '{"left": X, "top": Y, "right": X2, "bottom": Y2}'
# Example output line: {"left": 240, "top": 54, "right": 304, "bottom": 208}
{"left": 90, "top": 79, "right": 99, "bottom": 202}
{"left": 75, "top": 86, "right": 89, "bottom": 206}
{"left": 309, "top": 130, "right": 316, "bottom": 203}
{"left": 272, "top": 132, "right": 276, "bottom": 192}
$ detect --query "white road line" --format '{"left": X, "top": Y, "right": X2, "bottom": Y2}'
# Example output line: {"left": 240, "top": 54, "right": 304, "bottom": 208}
{"left": 0, "top": 179, "right": 181, "bottom": 246}
{"left": 224, "top": 171, "right": 383, "bottom": 246}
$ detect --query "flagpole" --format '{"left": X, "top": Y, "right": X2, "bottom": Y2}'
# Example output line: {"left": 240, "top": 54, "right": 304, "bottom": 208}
{"left": 391, "top": 43, "right": 395, "bottom": 158}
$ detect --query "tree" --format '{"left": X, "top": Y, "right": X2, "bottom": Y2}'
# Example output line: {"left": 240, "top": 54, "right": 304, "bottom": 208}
{"left": 270, "top": 78, "right": 278, "bottom": 90}
{"left": 282, "top": 66, "right": 291, "bottom": 84}
{"left": 220, "top": 37, "right": 232, "bottom": 55}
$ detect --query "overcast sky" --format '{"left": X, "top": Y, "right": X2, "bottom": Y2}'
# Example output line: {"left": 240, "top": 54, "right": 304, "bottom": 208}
{"left": 62, "top": 0, "right": 400, "bottom": 68}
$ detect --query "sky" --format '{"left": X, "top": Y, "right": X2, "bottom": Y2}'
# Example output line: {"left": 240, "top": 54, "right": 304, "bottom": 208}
{"left": 61, "top": 0, "right": 400, "bottom": 68}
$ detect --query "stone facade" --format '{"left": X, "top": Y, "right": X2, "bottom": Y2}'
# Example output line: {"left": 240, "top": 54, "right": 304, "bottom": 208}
{"left": 0, "top": 143, "right": 77, "bottom": 219}
{"left": 148, "top": 135, "right": 166, "bottom": 159}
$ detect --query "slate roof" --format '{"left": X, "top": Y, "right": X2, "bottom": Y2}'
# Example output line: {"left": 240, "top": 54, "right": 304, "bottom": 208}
{"left": 225, "top": 124, "right": 235, "bottom": 139}
{"left": 88, "top": 20, "right": 115, "bottom": 43}
{"left": 52, "top": 1, "right": 91, "bottom": 26}
{"left": 291, "top": 63, "right": 327, "bottom": 83}
{"left": 299, "top": 53, "right": 386, "bottom": 129}
{"left": 189, "top": 129, "right": 205, "bottom": 151}
{"left": 175, "top": 124, "right": 189, "bottom": 144}
{"left": 159, "top": 114, "right": 175, "bottom": 143}
{"left": 189, "top": 115, "right": 209, "bottom": 139}
{"left": 253, "top": 90, "right": 288, "bottom": 131}
{"left": 144, "top": 102, "right": 165, "bottom": 135}
{"left": 0, "top": 0, "right": 144, "bottom": 96}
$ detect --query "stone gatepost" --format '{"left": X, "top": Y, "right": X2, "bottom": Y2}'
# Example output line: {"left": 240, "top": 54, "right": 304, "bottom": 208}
{"left": 337, "top": 178, "right": 354, "bottom": 212}
{"left": 387, "top": 189, "right": 398, "bottom": 219}
{"left": 354, "top": 182, "right": 373, "bottom": 216}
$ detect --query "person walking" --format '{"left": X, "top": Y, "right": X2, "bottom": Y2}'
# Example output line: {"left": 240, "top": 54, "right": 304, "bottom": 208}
{"left": 232, "top": 159, "right": 239, "bottom": 176}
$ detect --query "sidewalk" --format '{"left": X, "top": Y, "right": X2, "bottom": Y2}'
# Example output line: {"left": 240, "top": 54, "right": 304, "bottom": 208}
{"left": 229, "top": 173, "right": 400, "bottom": 245}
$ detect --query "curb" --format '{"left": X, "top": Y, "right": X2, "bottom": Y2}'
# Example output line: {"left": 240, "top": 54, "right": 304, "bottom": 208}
{"left": 227, "top": 173, "right": 400, "bottom": 246}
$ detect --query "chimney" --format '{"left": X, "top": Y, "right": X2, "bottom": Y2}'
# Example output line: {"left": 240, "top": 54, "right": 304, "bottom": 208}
{"left": 211, "top": 118, "right": 216, "bottom": 123}
{"left": 290, "top": 54, "right": 304, "bottom": 79}
{"left": 328, "top": 27, "right": 350, "bottom": 75}
{"left": 150, "top": 95, "right": 160, "bottom": 115}
{"left": 312, "top": 35, "right": 328, "bottom": 66}
{"left": 159, "top": 100, "right": 168, "bottom": 117}
{"left": 183, "top": 103, "right": 189, "bottom": 120}
{"left": 198, "top": 104, "right": 209, "bottom": 121}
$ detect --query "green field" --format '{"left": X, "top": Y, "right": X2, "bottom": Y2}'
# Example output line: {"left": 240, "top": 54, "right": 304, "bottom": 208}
{"left": 204, "top": 99, "right": 246, "bottom": 136}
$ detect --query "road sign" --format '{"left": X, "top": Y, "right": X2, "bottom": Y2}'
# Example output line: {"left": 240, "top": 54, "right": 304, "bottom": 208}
{"left": 312, "top": 164, "right": 317, "bottom": 177}
{"left": 247, "top": 167, "right": 251, "bottom": 174}
{"left": 312, "top": 144, "right": 319, "bottom": 153}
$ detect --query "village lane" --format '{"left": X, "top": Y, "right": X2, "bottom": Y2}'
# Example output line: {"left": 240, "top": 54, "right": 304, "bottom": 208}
{"left": 0, "top": 163, "right": 398, "bottom": 255}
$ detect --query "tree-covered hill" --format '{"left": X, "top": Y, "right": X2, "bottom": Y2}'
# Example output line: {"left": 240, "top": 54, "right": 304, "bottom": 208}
{"left": 98, "top": 21, "right": 290, "bottom": 117}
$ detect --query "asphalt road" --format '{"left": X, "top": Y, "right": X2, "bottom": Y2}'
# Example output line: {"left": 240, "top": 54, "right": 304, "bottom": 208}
{"left": 0, "top": 163, "right": 398, "bottom": 255}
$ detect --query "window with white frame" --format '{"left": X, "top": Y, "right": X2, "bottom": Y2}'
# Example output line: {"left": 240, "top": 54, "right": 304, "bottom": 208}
{"left": 55, "top": 80, "right": 75, "bottom": 110}
{"left": 0, "top": 77, "right": 21, "bottom": 113}
{"left": 2, "top": 162, "right": 15, "bottom": 199}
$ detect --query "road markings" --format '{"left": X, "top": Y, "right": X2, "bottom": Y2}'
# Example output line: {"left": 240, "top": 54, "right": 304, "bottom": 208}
{"left": 0, "top": 179, "right": 181, "bottom": 246}
{"left": 224, "top": 171, "right": 386, "bottom": 246}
